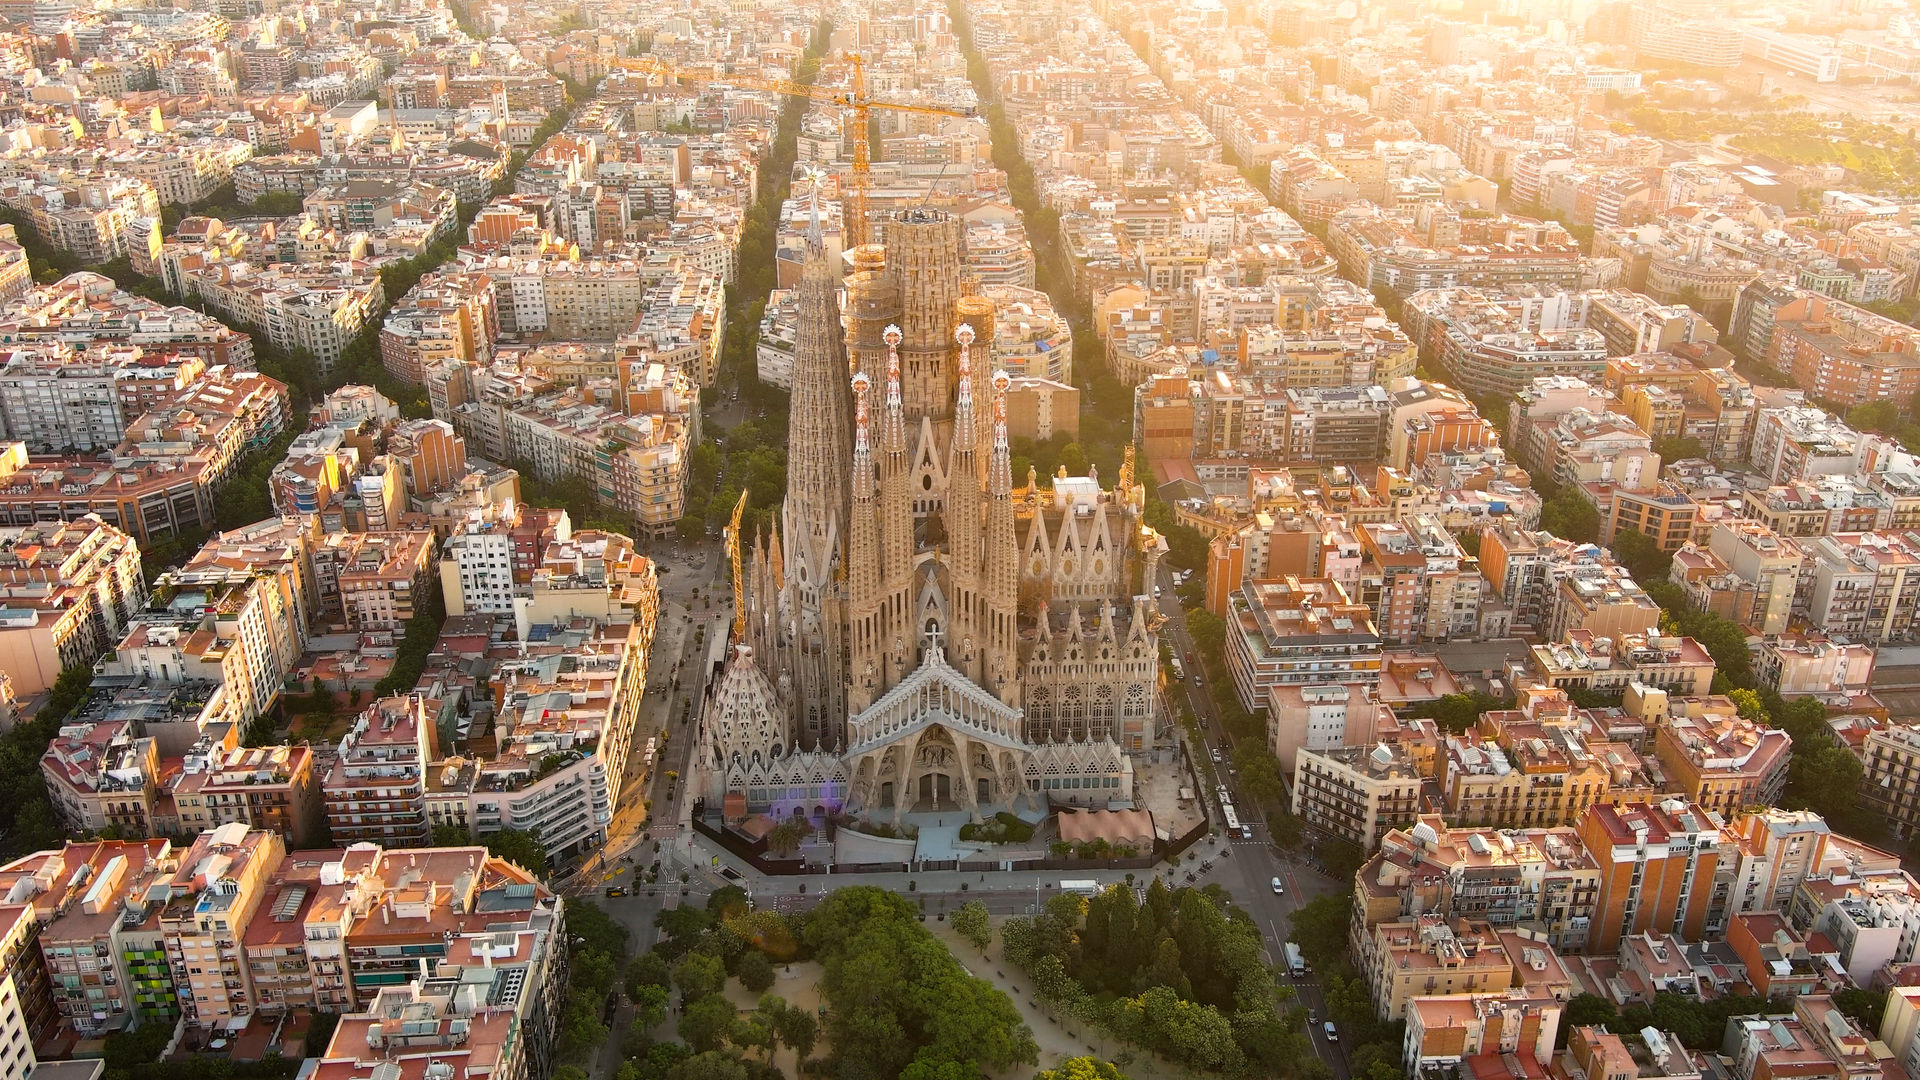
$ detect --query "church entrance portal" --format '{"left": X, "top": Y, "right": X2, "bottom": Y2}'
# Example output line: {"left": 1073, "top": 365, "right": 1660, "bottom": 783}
{"left": 917, "top": 772, "right": 956, "bottom": 810}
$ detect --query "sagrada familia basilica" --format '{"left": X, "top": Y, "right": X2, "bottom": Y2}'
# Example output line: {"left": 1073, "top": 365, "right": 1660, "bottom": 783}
{"left": 695, "top": 199, "right": 1166, "bottom": 826}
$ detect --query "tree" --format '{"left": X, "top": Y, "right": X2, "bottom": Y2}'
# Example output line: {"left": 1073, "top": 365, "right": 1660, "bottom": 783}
{"left": 1834, "top": 987, "right": 1887, "bottom": 1033}
{"left": 1654, "top": 435, "right": 1707, "bottom": 463}
{"left": 1610, "top": 528, "right": 1671, "bottom": 584}
{"left": 735, "top": 949, "right": 775, "bottom": 993}
{"left": 678, "top": 514, "right": 707, "bottom": 541}
{"left": 773, "top": 1002, "right": 817, "bottom": 1066}
{"left": 679, "top": 996, "right": 737, "bottom": 1053}
{"left": 707, "top": 885, "right": 750, "bottom": 919}
{"left": 1849, "top": 400, "right": 1901, "bottom": 432}
{"left": 630, "top": 950, "right": 673, "bottom": 992}
{"left": 628, "top": 983, "right": 670, "bottom": 1043}
{"left": 952, "top": 900, "right": 992, "bottom": 952}
{"left": 1059, "top": 442, "right": 1088, "bottom": 476}
{"left": 764, "top": 819, "right": 806, "bottom": 857}
{"left": 662, "top": 1051, "right": 749, "bottom": 1080}
{"left": 673, "top": 953, "right": 728, "bottom": 1002}
{"left": 1035, "top": 1057, "right": 1129, "bottom": 1080}
{"left": 1539, "top": 486, "right": 1601, "bottom": 544}
{"left": 1288, "top": 891, "right": 1352, "bottom": 970}
{"left": 1564, "top": 993, "right": 1619, "bottom": 1030}
{"left": 431, "top": 823, "right": 472, "bottom": 846}
{"left": 482, "top": 828, "right": 548, "bottom": 871}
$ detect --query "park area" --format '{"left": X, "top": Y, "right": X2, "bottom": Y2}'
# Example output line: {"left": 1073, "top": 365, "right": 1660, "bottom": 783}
{"left": 571, "top": 883, "right": 1269, "bottom": 1080}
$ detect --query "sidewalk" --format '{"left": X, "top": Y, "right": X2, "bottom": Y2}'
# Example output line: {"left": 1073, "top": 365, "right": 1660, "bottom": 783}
{"left": 674, "top": 824, "right": 1230, "bottom": 899}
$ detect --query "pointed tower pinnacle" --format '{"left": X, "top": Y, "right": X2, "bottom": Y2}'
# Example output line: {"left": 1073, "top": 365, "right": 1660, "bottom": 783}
{"left": 982, "top": 368, "right": 1020, "bottom": 707}
{"left": 802, "top": 164, "right": 826, "bottom": 251}
{"left": 947, "top": 321, "right": 984, "bottom": 676}
{"left": 882, "top": 324, "right": 906, "bottom": 454}
{"left": 852, "top": 371, "right": 874, "bottom": 495}
{"left": 990, "top": 369, "right": 1013, "bottom": 495}
{"left": 774, "top": 202, "right": 851, "bottom": 750}
{"left": 953, "top": 321, "right": 978, "bottom": 451}
{"left": 879, "top": 323, "right": 916, "bottom": 682}
{"left": 846, "top": 369, "right": 884, "bottom": 713}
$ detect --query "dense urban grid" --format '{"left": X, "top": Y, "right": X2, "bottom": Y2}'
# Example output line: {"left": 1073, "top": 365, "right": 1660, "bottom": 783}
{"left": 4, "top": 0, "right": 1920, "bottom": 1079}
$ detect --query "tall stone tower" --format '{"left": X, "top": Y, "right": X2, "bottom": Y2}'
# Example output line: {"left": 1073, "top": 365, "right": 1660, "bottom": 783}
{"left": 883, "top": 209, "right": 966, "bottom": 517}
{"left": 883, "top": 208, "right": 967, "bottom": 422}
{"left": 775, "top": 209, "right": 852, "bottom": 750}
{"left": 844, "top": 244, "right": 899, "bottom": 388}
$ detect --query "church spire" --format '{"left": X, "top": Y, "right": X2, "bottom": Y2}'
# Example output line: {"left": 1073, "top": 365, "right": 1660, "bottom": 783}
{"left": 772, "top": 210, "right": 851, "bottom": 751}
{"left": 852, "top": 371, "right": 873, "bottom": 495}
{"left": 953, "top": 321, "right": 977, "bottom": 452}
{"left": 946, "top": 322, "right": 984, "bottom": 677}
{"left": 845, "top": 370, "right": 883, "bottom": 714}
{"left": 802, "top": 164, "right": 826, "bottom": 252}
{"left": 990, "top": 369, "right": 1013, "bottom": 496}
{"left": 881, "top": 324, "right": 906, "bottom": 454}
{"left": 879, "top": 323, "right": 915, "bottom": 682}
{"left": 983, "top": 368, "right": 1020, "bottom": 706}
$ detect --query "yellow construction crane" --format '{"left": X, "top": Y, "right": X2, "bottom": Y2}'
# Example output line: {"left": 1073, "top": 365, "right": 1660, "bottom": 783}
{"left": 600, "top": 52, "right": 977, "bottom": 248}
{"left": 727, "top": 489, "right": 749, "bottom": 640}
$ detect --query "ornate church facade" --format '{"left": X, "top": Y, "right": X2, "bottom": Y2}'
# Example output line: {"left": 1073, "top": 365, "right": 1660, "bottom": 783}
{"left": 695, "top": 206, "right": 1164, "bottom": 825}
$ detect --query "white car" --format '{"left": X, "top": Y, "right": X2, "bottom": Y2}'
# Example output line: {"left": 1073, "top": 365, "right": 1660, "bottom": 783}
{"left": 1270, "top": 876, "right": 1284, "bottom": 894}
{"left": 1323, "top": 1022, "right": 1338, "bottom": 1042}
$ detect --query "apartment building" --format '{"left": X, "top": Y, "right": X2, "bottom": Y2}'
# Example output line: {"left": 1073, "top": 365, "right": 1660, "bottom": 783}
{"left": 0, "top": 515, "right": 147, "bottom": 695}
{"left": 0, "top": 273, "right": 253, "bottom": 368}
{"left": 1766, "top": 293, "right": 1920, "bottom": 408}
{"left": 1387, "top": 381, "right": 1498, "bottom": 473}
{"left": 1265, "top": 683, "right": 1393, "bottom": 781}
{"left": 1357, "top": 816, "right": 1600, "bottom": 954}
{"left": 181, "top": 261, "right": 386, "bottom": 375}
{"left": 1800, "top": 531, "right": 1920, "bottom": 644}
{"left": 1853, "top": 721, "right": 1920, "bottom": 844}
{"left": 327, "top": 840, "right": 564, "bottom": 1050}
{"left": 1225, "top": 577, "right": 1384, "bottom": 711}
{"left": 1402, "top": 287, "right": 1609, "bottom": 398}
{"left": 328, "top": 530, "right": 436, "bottom": 633}
{"left": 442, "top": 509, "right": 529, "bottom": 617}
{"left": 1406, "top": 993, "right": 1565, "bottom": 1078}
{"left": 1650, "top": 704, "right": 1792, "bottom": 819}
{"left": 1753, "top": 633, "right": 1875, "bottom": 696}
{"left": 1292, "top": 741, "right": 1423, "bottom": 851}
{"left": 158, "top": 824, "right": 287, "bottom": 1030}
{"left": 322, "top": 697, "right": 439, "bottom": 846}
{"left": 1702, "top": 521, "right": 1804, "bottom": 636}
{"left": 98, "top": 569, "right": 303, "bottom": 731}
{"left": 1358, "top": 916, "right": 1511, "bottom": 1021}
{"left": 515, "top": 529, "right": 660, "bottom": 639}
{"left": 379, "top": 270, "right": 498, "bottom": 385}
{"left": 1352, "top": 517, "right": 1482, "bottom": 645}
{"left": 33, "top": 838, "right": 178, "bottom": 1037}
{"left": 179, "top": 744, "right": 326, "bottom": 847}
{"left": 1529, "top": 630, "right": 1716, "bottom": 698}
{"left": 1749, "top": 407, "right": 1866, "bottom": 486}
{"left": 1579, "top": 800, "right": 1729, "bottom": 953}
{"left": 41, "top": 721, "right": 162, "bottom": 837}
